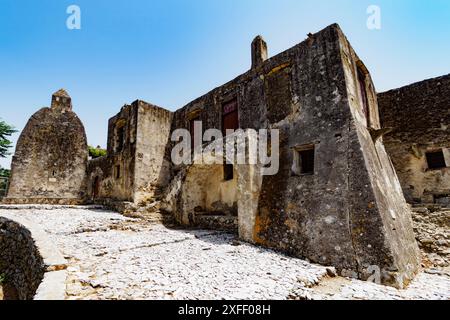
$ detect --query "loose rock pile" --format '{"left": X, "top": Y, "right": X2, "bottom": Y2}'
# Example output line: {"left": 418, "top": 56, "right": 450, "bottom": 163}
{"left": 412, "top": 206, "right": 449, "bottom": 271}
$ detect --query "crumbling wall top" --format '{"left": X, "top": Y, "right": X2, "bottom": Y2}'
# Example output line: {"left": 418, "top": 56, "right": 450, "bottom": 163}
{"left": 51, "top": 89, "right": 72, "bottom": 112}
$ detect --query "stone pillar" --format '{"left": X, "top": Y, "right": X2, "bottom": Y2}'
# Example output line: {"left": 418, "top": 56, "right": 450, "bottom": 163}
{"left": 237, "top": 164, "right": 262, "bottom": 242}
{"left": 251, "top": 36, "right": 268, "bottom": 69}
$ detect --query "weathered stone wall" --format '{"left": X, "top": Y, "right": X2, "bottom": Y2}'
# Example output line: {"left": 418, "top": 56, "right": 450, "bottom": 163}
{"left": 88, "top": 103, "right": 138, "bottom": 202}
{"left": 412, "top": 206, "right": 449, "bottom": 269}
{"left": 162, "top": 131, "right": 259, "bottom": 233}
{"left": 178, "top": 164, "right": 238, "bottom": 223}
{"left": 163, "top": 24, "right": 420, "bottom": 287}
{"left": 252, "top": 25, "right": 357, "bottom": 277}
{"left": 133, "top": 101, "right": 173, "bottom": 204}
{"left": 250, "top": 25, "right": 419, "bottom": 287}
{"left": 378, "top": 74, "right": 450, "bottom": 204}
{"left": 87, "top": 100, "right": 173, "bottom": 204}
{"left": 0, "top": 212, "right": 67, "bottom": 300}
{"left": 0, "top": 217, "right": 44, "bottom": 299}
{"left": 6, "top": 90, "right": 88, "bottom": 203}
{"left": 338, "top": 30, "right": 420, "bottom": 287}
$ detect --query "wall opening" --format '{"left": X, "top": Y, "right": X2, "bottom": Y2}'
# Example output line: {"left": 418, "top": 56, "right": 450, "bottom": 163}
{"left": 179, "top": 163, "right": 239, "bottom": 232}
{"left": 426, "top": 150, "right": 447, "bottom": 170}
{"left": 223, "top": 164, "right": 234, "bottom": 181}
{"left": 115, "top": 125, "right": 125, "bottom": 153}
{"left": 434, "top": 194, "right": 450, "bottom": 206}
{"left": 357, "top": 66, "right": 370, "bottom": 127}
{"left": 115, "top": 165, "right": 121, "bottom": 179}
{"left": 190, "top": 116, "right": 201, "bottom": 150}
{"left": 92, "top": 176, "right": 100, "bottom": 199}
{"left": 292, "top": 145, "right": 315, "bottom": 176}
{"left": 222, "top": 99, "right": 239, "bottom": 135}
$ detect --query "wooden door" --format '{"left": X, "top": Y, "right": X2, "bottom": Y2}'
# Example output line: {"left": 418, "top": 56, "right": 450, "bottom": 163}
{"left": 222, "top": 99, "right": 239, "bottom": 135}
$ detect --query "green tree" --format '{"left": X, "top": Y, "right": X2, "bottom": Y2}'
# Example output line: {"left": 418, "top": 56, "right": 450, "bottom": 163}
{"left": 0, "top": 119, "right": 16, "bottom": 158}
{"left": 0, "top": 168, "right": 9, "bottom": 197}
{"left": 0, "top": 168, "right": 10, "bottom": 178}
{"left": 88, "top": 145, "right": 107, "bottom": 159}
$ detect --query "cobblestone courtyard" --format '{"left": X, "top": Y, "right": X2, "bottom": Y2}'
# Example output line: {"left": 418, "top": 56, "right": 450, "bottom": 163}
{"left": 1, "top": 207, "right": 449, "bottom": 300}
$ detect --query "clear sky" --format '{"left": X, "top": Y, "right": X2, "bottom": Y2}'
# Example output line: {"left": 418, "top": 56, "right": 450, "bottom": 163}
{"left": 1, "top": 0, "right": 449, "bottom": 168}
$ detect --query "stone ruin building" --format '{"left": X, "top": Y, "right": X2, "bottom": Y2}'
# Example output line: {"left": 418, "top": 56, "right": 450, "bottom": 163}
{"left": 9, "top": 23, "right": 448, "bottom": 288}
{"left": 5, "top": 89, "right": 88, "bottom": 204}
{"left": 378, "top": 74, "right": 450, "bottom": 206}
{"left": 87, "top": 100, "right": 172, "bottom": 204}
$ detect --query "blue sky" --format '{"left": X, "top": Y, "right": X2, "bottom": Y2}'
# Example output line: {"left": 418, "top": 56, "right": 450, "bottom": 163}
{"left": 1, "top": 0, "right": 449, "bottom": 168}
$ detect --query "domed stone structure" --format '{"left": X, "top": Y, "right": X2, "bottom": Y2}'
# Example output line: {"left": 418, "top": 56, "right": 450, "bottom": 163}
{"left": 6, "top": 89, "right": 88, "bottom": 204}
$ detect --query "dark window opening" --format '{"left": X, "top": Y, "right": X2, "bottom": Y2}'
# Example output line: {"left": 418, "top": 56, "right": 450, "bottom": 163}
{"left": 116, "top": 126, "right": 125, "bottom": 152}
{"left": 115, "top": 165, "right": 121, "bottom": 179}
{"left": 222, "top": 99, "right": 239, "bottom": 136}
{"left": 357, "top": 67, "right": 370, "bottom": 127}
{"left": 93, "top": 176, "right": 100, "bottom": 199}
{"left": 293, "top": 146, "right": 315, "bottom": 176}
{"left": 434, "top": 194, "right": 450, "bottom": 205}
{"left": 426, "top": 150, "right": 447, "bottom": 170}
{"left": 224, "top": 164, "right": 234, "bottom": 181}
{"left": 300, "top": 149, "right": 315, "bottom": 174}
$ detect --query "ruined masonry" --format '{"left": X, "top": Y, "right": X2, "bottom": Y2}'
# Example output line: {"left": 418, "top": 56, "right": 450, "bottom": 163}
{"left": 378, "top": 74, "right": 450, "bottom": 206}
{"left": 6, "top": 89, "right": 88, "bottom": 204}
{"left": 6, "top": 24, "right": 437, "bottom": 288}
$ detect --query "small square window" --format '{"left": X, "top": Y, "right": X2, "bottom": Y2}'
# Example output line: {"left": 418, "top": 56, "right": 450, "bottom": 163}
{"left": 426, "top": 150, "right": 447, "bottom": 170}
{"left": 224, "top": 164, "right": 234, "bottom": 181}
{"left": 292, "top": 145, "right": 315, "bottom": 176}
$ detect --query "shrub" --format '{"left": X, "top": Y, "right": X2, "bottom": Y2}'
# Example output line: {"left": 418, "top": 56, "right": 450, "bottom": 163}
{"left": 88, "top": 145, "right": 107, "bottom": 159}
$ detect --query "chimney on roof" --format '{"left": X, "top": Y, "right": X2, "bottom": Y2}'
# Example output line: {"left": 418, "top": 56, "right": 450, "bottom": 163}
{"left": 51, "top": 89, "right": 72, "bottom": 112}
{"left": 251, "top": 35, "right": 268, "bottom": 69}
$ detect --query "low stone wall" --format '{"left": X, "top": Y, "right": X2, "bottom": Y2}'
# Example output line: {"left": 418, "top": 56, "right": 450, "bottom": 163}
{"left": 0, "top": 212, "right": 67, "bottom": 300}
{"left": 1, "top": 198, "right": 85, "bottom": 205}
{"left": 412, "top": 206, "right": 449, "bottom": 269}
